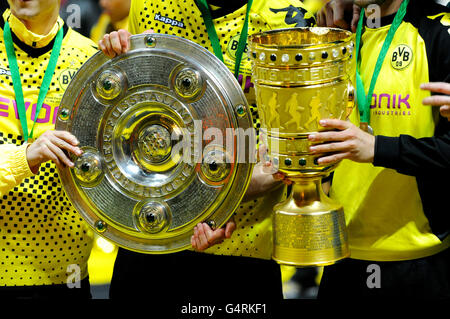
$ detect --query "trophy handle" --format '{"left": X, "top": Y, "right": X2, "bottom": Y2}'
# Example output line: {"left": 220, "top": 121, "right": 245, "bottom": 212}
{"left": 345, "top": 83, "right": 355, "bottom": 119}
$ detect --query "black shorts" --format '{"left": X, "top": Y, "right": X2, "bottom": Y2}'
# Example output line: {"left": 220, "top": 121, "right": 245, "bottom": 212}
{"left": 318, "top": 248, "right": 450, "bottom": 299}
{"left": 109, "top": 248, "right": 283, "bottom": 301}
{"left": 0, "top": 276, "right": 91, "bottom": 300}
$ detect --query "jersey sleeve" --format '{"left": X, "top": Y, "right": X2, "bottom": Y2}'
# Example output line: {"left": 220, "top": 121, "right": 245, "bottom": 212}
{"left": 128, "top": 0, "right": 144, "bottom": 35}
{"left": 419, "top": 11, "right": 450, "bottom": 83}
{"left": 374, "top": 7, "right": 450, "bottom": 176}
{"left": 0, "top": 143, "right": 34, "bottom": 196}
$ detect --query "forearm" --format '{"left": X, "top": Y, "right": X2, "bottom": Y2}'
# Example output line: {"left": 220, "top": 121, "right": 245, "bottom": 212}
{"left": 242, "top": 163, "right": 282, "bottom": 201}
{"left": 373, "top": 120, "right": 450, "bottom": 175}
{"left": 0, "top": 143, "right": 34, "bottom": 196}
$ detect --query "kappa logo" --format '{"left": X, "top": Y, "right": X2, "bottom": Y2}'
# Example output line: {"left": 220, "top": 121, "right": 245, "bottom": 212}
{"left": 391, "top": 44, "right": 413, "bottom": 70}
{"left": 0, "top": 68, "right": 11, "bottom": 76}
{"left": 154, "top": 13, "right": 186, "bottom": 29}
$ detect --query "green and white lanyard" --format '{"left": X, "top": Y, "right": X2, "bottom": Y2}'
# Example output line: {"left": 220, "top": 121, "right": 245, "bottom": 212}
{"left": 196, "top": 0, "right": 253, "bottom": 79}
{"left": 3, "top": 21, "right": 63, "bottom": 142}
{"left": 355, "top": 0, "right": 410, "bottom": 134}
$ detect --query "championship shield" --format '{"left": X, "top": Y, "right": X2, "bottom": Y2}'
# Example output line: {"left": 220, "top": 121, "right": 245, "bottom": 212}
{"left": 56, "top": 34, "right": 255, "bottom": 253}
{"left": 248, "top": 27, "right": 354, "bottom": 266}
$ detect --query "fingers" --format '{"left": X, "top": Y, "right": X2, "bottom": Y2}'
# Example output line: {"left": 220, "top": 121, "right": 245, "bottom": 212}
{"left": 421, "top": 82, "right": 450, "bottom": 120}
{"left": 258, "top": 144, "right": 268, "bottom": 162}
{"left": 99, "top": 29, "right": 131, "bottom": 58}
{"left": 308, "top": 120, "right": 375, "bottom": 163}
{"left": 110, "top": 31, "right": 124, "bottom": 56}
{"left": 325, "top": 4, "right": 335, "bottom": 27}
{"left": 191, "top": 219, "right": 237, "bottom": 250}
{"left": 51, "top": 131, "right": 82, "bottom": 158}
{"left": 422, "top": 95, "right": 450, "bottom": 106}
{"left": 225, "top": 219, "right": 236, "bottom": 238}
{"left": 52, "top": 130, "right": 79, "bottom": 146}
{"left": 204, "top": 224, "right": 225, "bottom": 245}
{"left": 143, "top": 29, "right": 155, "bottom": 34}
{"left": 118, "top": 29, "right": 131, "bottom": 53}
{"left": 46, "top": 141, "right": 71, "bottom": 168}
{"left": 193, "top": 223, "right": 209, "bottom": 251}
{"left": 310, "top": 140, "right": 353, "bottom": 155}
{"left": 315, "top": 151, "right": 351, "bottom": 165}
{"left": 316, "top": 119, "right": 352, "bottom": 130}
{"left": 308, "top": 120, "right": 354, "bottom": 151}
{"left": 192, "top": 223, "right": 226, "bottom": 251}
{"left": 316, "top": 8, "right": 325, "bottom": 26}
{"left": 421, "top": 82, "right": 450, "bottom": 95}
{"left": 272, "top": 172, "right": 292, "bottom": 185}
{"left": 351, "top": 5, "right": 361, "bottom": 33}
{"left": 46, "top": 132, "right": 82, "bottom": 168}
{"left": 308, "top": 130, "right": 350, "bottom": 143}
{"left": 99, "top": 33, "right": 115, "bottom": 58}
{"left": 262, "top": 160, "right": 278, "bottom": 174}
{"left": 190, "top": 233, "right": 196, "bottom": 248}
{"left": 439, "top": 105, "right": 450, "bottom": 120}
{"left": 307, "top": 119, "right": 352, "bottom": 143}
{"left": 26, "top": 131, "right": 82, "bottom": 170}
{"left": 272, "top": 172, "right": 285, "bottom": 181}
{"left": 40, "top": 143, "right": 61, "bottom": 168}
{"left": 317, "top": 0, "right": 352, "bottom": 30}
{"left": 191, "top": 225, "right": 202, "bottom": 250}
{"left": 332, "top": 2, "right": 349, "bottom": 29}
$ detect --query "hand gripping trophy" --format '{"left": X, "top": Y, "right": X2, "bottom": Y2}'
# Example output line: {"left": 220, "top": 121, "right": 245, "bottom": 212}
{"left": 249, "top": 27, "right": 355, "bottom": 266}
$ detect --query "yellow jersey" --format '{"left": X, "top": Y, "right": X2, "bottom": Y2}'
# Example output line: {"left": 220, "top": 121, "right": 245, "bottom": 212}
{"left": 128, "top": 0, "right": 315, "bottom": 259}
{"left": 330, "top": 1, "right": 450, "bottom": 261}
{"left": 90, "top": 13, "right": 129, "bottom": 45}
{"left": 0, "top": 9, "right": 98, "bottom": 285}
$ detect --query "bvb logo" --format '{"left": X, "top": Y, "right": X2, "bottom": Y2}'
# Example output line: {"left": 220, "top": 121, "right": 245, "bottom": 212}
{"left": 391, "top": 44, "right": 413, "bottom": 70}
{"left": 226, "top": 34, "right": 249, "bottom": 61}
{"left": 58, "top": 68, "right": 78, "bottom": 89}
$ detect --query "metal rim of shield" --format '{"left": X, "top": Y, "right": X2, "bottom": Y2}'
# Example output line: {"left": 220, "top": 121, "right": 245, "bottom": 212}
{"left": 56, "top": 34, "right": 254, "bottom": 253}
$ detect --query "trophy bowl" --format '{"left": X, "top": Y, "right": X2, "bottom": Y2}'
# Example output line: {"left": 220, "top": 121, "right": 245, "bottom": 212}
{"left": 249, "top": 27, "right": 354, "bottom": 266}
{"left": 56, "top": 34, "right": 255, "bottom": 253}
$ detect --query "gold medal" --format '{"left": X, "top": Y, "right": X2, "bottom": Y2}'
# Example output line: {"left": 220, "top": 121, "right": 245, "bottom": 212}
{"left": 360, "top": 122, "right": 374, "bottom": 135}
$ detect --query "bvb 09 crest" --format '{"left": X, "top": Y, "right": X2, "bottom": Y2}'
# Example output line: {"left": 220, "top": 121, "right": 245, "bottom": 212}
{"left": 391, "top": 44, "right": 413, "bottom": 70}
{"left": 226, "top": 34, "right": 249, "bottom": 61}
{"left": 58, "top": 68, "right": 78, "bottom": 89}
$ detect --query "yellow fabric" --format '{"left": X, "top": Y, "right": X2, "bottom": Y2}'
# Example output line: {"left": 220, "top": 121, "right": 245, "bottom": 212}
{"left": 90, "top": 13, "right": 129, "bottom": 44}
{"left": 0, "top": 143, "right": 33, "bottom": 195}
{"left": 427, "top": 12, "right": 450, "bottom": 26}
{"left": 330, "top": 20, "right": 450, "bottom": 262}
{"left": 303, "top": 0, "right": 327, "bottom": 14}
{"left": 128, "top": 0, "right": 314, "bottom": 259}
{"left": 3, "top": 9, "right": 65, "bottom": 48}
{"left": 0, "top": 12, "right": 98, "bottom": 285}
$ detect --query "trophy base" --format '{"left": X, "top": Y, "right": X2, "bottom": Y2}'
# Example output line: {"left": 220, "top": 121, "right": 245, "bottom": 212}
{"left": 272, "top": 176, "right": 350, "bottom": 267}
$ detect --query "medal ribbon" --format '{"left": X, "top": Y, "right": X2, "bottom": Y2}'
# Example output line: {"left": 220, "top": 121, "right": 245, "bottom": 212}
{"left": 355, "top": 0, "right": 410, "bottom": 127}
{"left": 196, "top": 0, "right": 253, "bottom": 79}
{"left": 4, "top": 21, "right": 64, "bottom": 142}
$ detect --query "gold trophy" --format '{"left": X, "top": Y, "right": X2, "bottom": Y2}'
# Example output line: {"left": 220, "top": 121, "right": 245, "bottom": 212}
{"left": 248, "top": 27, "right": 354, "bottom": 266}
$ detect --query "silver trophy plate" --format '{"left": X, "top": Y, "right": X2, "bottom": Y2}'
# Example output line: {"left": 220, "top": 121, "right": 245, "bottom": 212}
{"left": 56, "top": 34, "right": 254, "bottom": 253}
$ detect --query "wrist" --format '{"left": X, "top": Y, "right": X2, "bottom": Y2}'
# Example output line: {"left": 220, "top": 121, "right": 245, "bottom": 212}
{"left": 368, "top": 134, "right": 376, "bottom": 163}
{"left": 25, "top": 143, "right": 41, "bottom": 174}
